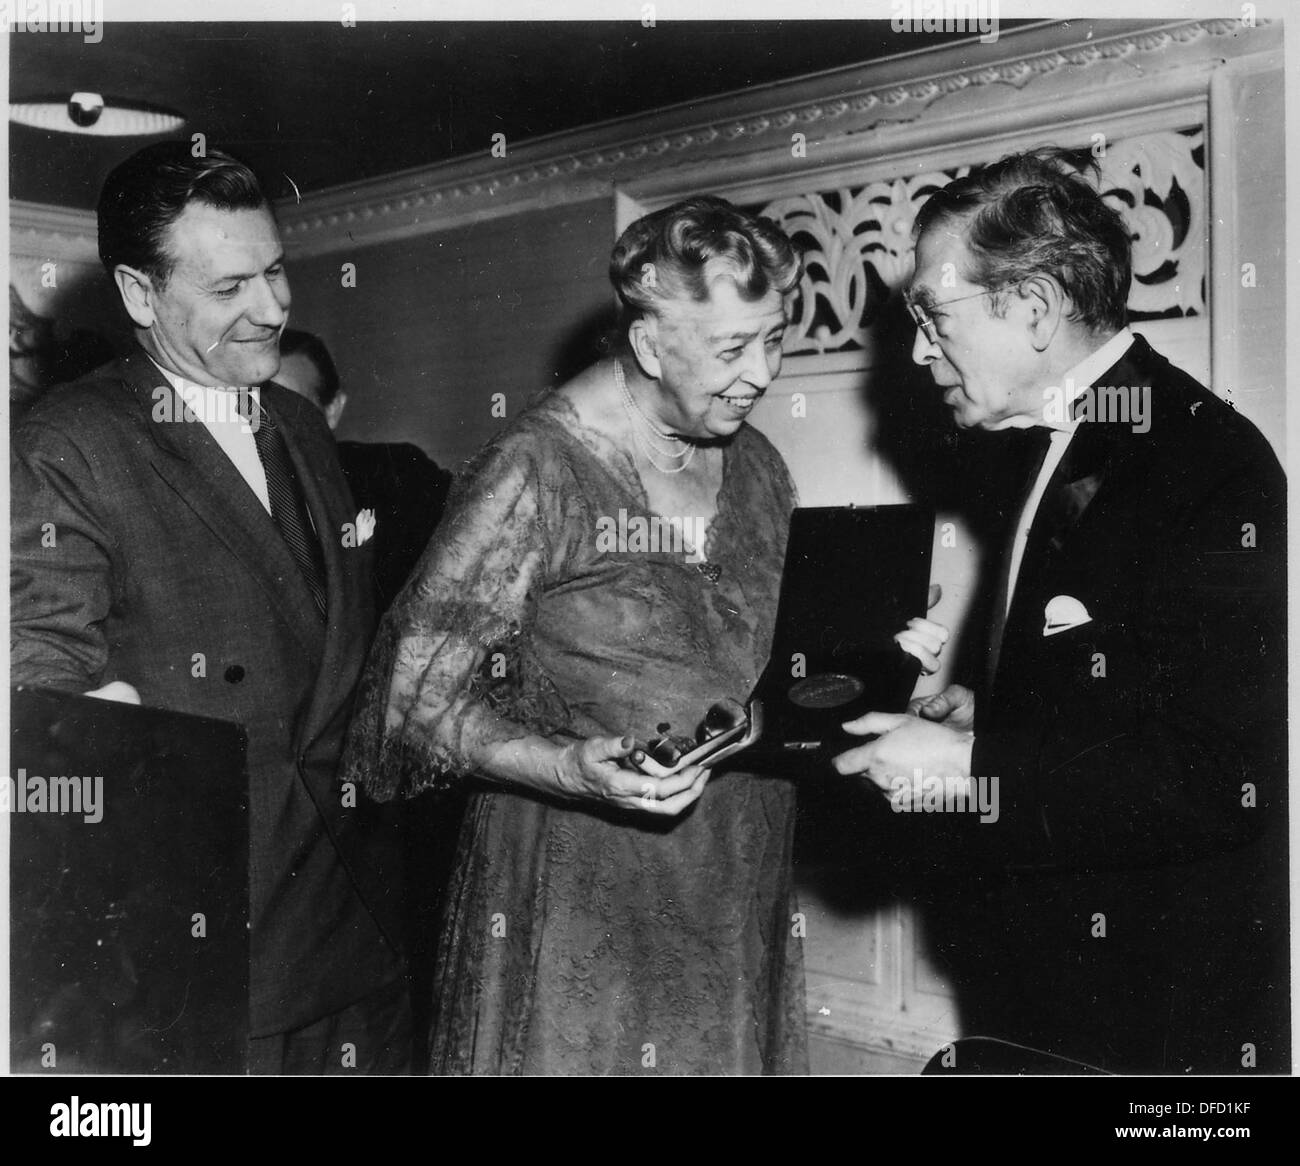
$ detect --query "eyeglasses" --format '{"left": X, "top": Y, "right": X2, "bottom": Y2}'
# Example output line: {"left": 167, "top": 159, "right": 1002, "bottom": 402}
{"left": 905, "top": 287, "right": 1002, "bottom": 346}
{"left": 643, "top": 699, "right": 748, "bottom": 768}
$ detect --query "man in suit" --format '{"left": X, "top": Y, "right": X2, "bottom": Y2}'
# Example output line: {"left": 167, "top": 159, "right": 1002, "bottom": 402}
{"left": 274, "top": 327, "right": 453, "bottom": 613}
{"left": 833, "top": 149, "right": 1287, "bottom": 1074}
{"left": 10, "top": 141, "right": 409, "bottom": 1073}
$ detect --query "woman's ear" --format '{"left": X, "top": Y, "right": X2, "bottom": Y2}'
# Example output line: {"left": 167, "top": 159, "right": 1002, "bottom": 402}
{"left": 628, "top": 316, "right": 662, "bottom": 381}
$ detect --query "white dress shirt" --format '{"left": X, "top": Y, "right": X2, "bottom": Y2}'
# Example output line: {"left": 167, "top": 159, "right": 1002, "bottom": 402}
{"left": 149, "top": 358, "right": 271, "bottom": 515}
{"left": 1002, "top": 328, "right": 1134, "bottom": 615}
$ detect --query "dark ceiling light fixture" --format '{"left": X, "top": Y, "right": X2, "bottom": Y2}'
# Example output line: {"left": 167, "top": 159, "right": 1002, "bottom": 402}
{"left": 9, "top": 93, "right": 185, "bottom": 137}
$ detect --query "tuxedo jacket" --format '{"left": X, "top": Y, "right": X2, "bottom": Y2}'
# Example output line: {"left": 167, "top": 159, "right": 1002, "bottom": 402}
{"left": 11, "top": 348, "right": 405, "bottom": 1037}
{"left": 335, "top": 440, "right": 453, "bottom": 612}
{"left": 935, "top": 335, "right": 1288, "bottom": 1073}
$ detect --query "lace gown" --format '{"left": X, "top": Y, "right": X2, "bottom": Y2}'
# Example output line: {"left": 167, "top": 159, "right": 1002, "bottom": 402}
{"left": 342, "top": 393, "right": 807, "bottom": 1075}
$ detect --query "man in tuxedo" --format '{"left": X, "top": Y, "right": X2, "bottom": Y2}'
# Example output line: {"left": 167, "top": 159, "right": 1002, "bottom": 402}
{"left": 10, "top": 142, "right": 409, "bottom": 1073}
{"left": 274, "top": 326, "right": 457, "bottom": 1071}
{"left": 834, "top": 149, "right": 1287, "bottom": 1073}
{"left": 274, "top": 328, "right": 453, "bottom": 612}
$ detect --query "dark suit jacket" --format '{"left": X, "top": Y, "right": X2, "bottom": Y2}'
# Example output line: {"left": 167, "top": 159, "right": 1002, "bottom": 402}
{"left": 10, "top": 348, "right": 406, "bottom": 1037}
{"left": 335, "top": 440, "right": 452, "bottom": 612}
{"left": 931, "top": 335, "right": 1288, "bottom": 1073}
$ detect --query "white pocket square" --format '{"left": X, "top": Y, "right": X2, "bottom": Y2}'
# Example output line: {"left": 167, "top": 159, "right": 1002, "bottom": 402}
{"left": 1043, "top": 594, "right": 1092, "bottom": 636}
{"left": 355, "top": 508, "right": 377, "bottom": 546}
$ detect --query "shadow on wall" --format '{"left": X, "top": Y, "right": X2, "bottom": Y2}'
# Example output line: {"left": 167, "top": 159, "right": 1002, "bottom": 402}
{"left": 546, "top": 302, "right": 620, "bottom": 389}
{"left": 859, "top": 294, "right": 1031, "bottom": 686}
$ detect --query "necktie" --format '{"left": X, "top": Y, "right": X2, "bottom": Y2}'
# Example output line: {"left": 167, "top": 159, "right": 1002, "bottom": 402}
{"left": 241, "top": 397, "right": 329, "bottom": 622}
{"left": 985, "top": 427, "right": 1054, "bottom": 690}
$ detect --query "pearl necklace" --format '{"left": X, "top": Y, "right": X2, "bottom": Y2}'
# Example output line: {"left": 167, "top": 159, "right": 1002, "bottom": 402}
{"left": 614, "top": 359, "right": 696, "bottom": 475}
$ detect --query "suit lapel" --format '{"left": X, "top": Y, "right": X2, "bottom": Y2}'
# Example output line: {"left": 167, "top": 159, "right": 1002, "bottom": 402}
{"left": 118, "top": 350, "right": 326, "bottom": 661}
{"left": 1021, "top": 339, "right": 1153, "bottom": 565}
{"left": 1022, "top": 423, "right": 1115, "bottom": 561}
{"left": 996, "top": 339, "right": 1150, "bottom": 690}
{"left": 268, "top": 385, "right": 369, "bottom": 744}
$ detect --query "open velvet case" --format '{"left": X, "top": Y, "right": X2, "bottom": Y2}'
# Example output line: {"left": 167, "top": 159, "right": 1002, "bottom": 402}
{"left": 632, "top": 504, "right": 935, "bottom": 776}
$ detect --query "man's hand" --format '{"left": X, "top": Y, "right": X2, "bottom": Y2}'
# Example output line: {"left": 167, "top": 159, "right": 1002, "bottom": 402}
{"left": 831, "top": 711, "right": 974, "bottom": 807}
{"left": 907, "top": 683, "right": 975, "bottom": 733}
{"left": 894, "top": 583, "right": 950, "bottom": 676}
{"left": 84, "top": 681, "right": 141, "bottom": 705}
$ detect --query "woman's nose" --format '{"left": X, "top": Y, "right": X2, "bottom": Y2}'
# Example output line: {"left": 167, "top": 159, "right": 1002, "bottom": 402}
{"left": 743, "top": 343, "right": 773, "bottom": 389}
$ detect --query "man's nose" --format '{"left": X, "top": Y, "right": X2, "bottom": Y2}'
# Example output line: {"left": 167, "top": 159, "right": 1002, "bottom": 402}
{"left": 911, "top": 326, "right": 939, "bottom": 367}
{"left": 249, "top": 272, "right": 290, "bottom": 328}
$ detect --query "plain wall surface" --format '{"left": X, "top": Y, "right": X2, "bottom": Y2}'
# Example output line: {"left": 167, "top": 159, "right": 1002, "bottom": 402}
{"left": 282, "top": 197, "right": 616, "bottom": 471}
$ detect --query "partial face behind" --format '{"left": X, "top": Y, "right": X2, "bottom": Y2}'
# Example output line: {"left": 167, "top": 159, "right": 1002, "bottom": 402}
{"left": 908, "top": 223, "right": 1040, "bottom": 429}
{"left": 276, "top": 349, "right": 347, "bottom": 430}
{"left": 275, "top": 350, "right": 326, "bottom": 409}
{"left": 639, "top": 274, "right": 788, "bottom": 441}
{"left": 134, "top": 202, "right": 290, "bottom": 387}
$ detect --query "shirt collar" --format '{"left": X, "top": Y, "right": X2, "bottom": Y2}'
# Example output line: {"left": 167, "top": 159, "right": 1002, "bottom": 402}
{"left": 992, "top": 327, "right": 1135, "bottom": 433}
{"left": 147, "top": 355, "right": 258, "bottom": 420}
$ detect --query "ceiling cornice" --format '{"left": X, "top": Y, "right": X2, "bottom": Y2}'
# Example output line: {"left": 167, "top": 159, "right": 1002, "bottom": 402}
{"left": 275, "top": 17, "right": 1264, "bottom": 256}
{"left": 9, "top": 201, "right": 99, "bottom": 261}
{"left": 10, "top": 18, "right": 1273, "bottom": 262}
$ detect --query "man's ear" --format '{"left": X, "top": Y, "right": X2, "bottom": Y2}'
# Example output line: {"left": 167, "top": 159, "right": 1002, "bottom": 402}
{"left": 113, "top": 265, "right": 156, "bottom": 330}
{"left": 1019, "top": 275, "right": 1065, "bottom": 353}
{"left": 628, "top": 316, "right": 662, "bottom": 381}
{"left": 324, "top": 391, "right": 348, "bottom": 432}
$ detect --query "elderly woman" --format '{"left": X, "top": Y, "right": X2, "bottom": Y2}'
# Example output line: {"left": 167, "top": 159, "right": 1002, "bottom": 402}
{"left": 342, "top": 196, "right": 943, "bottom": 1075}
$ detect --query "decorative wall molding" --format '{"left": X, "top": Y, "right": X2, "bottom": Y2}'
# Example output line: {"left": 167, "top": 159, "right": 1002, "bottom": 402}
{"left": 759, "top": 127, "right": 1206, "bottom": 359}
{"left": 759, "top": 169, "right": 971, "bottom": 357}
{"left": 9, "top": 19, "right": 1274, "bottom": 265}
{"left": 9, "top": 201, "right": 99, "bottom": 263}
{"left": 1101, "top": 130, "right": 1205, "bottom": 317}
{"left": 273, "top": 17, "right": 1271, "bottom": 258}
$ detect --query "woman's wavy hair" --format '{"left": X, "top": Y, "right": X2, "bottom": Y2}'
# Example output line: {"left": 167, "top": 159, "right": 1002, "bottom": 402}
{"left": 913, "top": 148, "right": 1132, "bottom": 334}
{"left": 609, "top": 195, "right": 801, "bottom": 340}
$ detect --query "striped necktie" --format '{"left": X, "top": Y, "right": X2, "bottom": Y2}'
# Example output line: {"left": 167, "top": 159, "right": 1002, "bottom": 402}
{"left": 241, "top": 397, "right": 329, "bottom": 622}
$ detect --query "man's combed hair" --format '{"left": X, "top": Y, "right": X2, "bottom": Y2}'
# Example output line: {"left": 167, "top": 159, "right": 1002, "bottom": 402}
{"left": 913, "top": 148, "right": 1132, "bottom": 334}
{"left": 97, "top": 140, "right": 268, "bottom": 284}
{"left": 610, "top": 195, "right": 802, "bottom": 329}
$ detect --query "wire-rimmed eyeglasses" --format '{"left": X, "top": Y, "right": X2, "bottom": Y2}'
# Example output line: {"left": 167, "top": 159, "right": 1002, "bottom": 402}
{"left": 905, "top": 287, "right": 1002, "bottom": 346}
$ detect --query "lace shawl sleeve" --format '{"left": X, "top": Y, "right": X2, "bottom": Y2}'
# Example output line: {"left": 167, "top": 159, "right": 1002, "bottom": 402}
{"left": 340, "top": 422, "right": 571, "bottom": 801}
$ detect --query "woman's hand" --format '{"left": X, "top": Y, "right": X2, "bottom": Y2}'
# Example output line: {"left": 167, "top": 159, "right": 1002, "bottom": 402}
{"left": 553, "top": 734, "right": 709, "bottom": 816}
{"left": 894, "top": 582, "right": 950, "bottom": 676}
